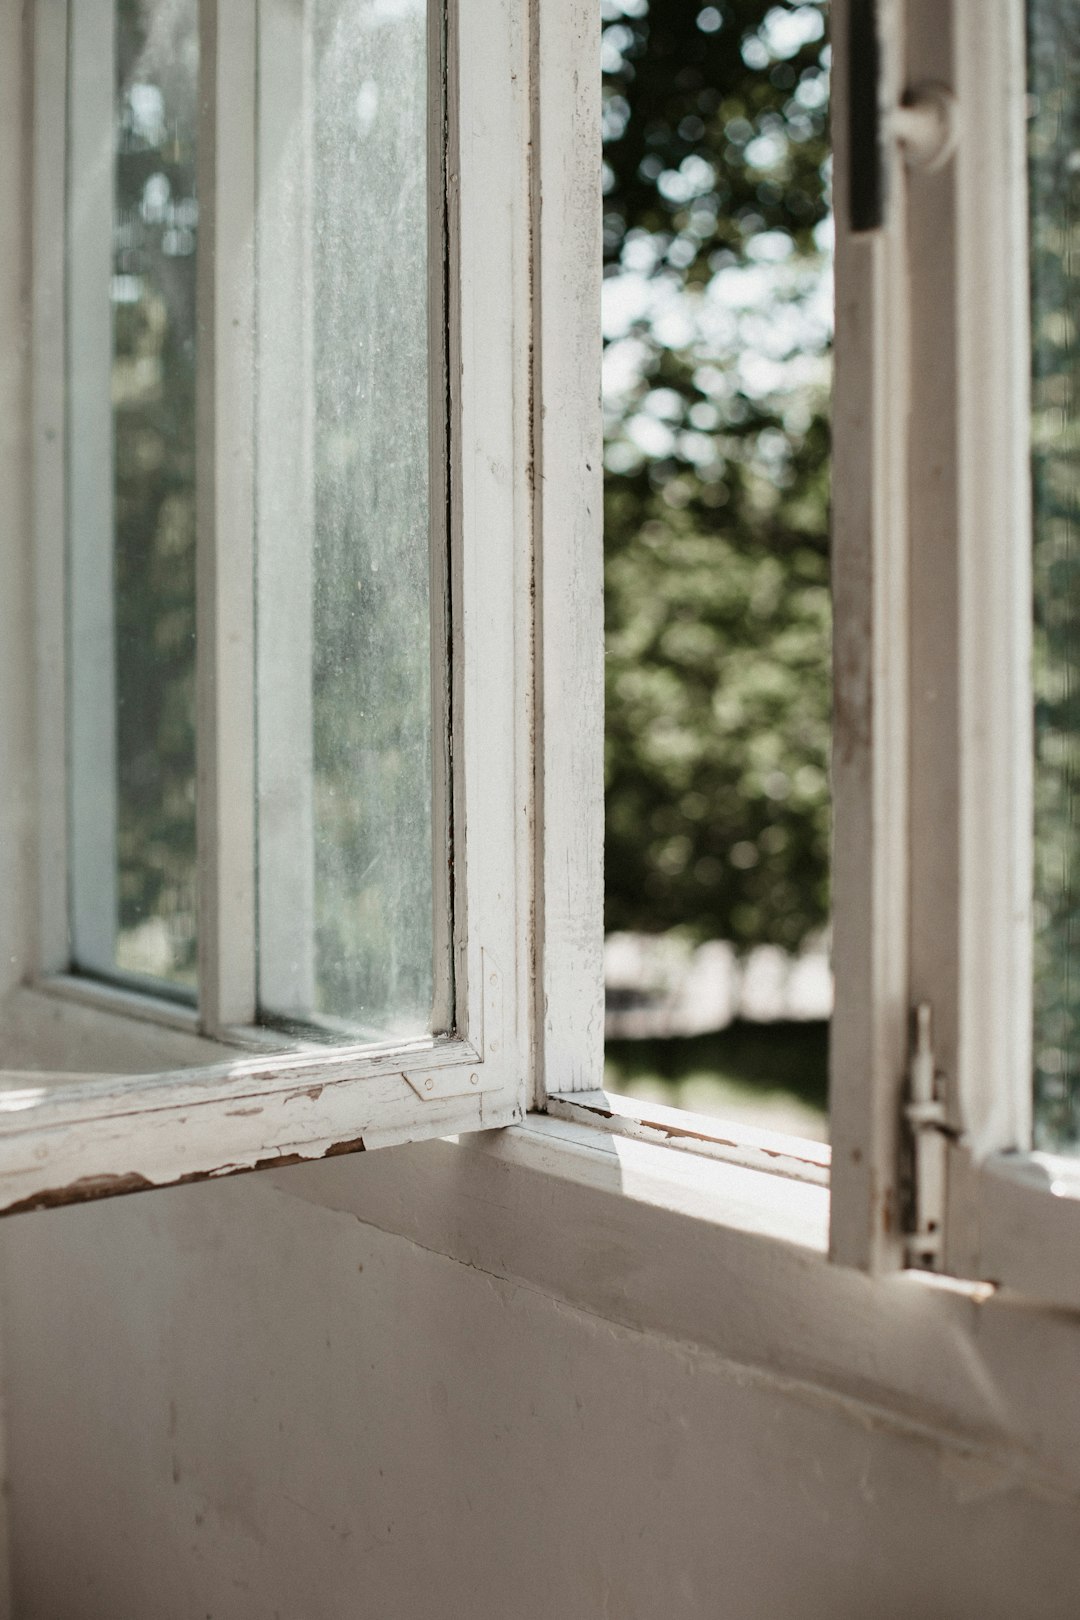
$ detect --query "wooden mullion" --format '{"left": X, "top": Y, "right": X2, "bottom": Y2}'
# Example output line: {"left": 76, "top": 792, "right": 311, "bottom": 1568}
{"left": 30, "top": 0, "right": 71, "bottom": 977}
{"left": 827, "top": 0, "right": 911, "bottom": 1273}
{"left": 67, "top": 0, "right": 119, "bottom": 977}
{"left": 195, "top": 0, "right": 258, "bottom": 1033}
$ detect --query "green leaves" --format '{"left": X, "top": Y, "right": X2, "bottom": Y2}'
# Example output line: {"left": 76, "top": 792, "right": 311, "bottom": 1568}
{"left": 603, "top": 0, "right": 831, "bottom": 951}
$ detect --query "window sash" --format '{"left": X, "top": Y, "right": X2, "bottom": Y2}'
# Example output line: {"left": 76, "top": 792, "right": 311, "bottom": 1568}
{"left": 827, "top": 0, "right": 1080, "bottom": 1305}
{"left": 828, "top": 0, "right": 912, "bottom": 1273}
{"left": 1, "top": 0, "right": 536, "bottom": 1211}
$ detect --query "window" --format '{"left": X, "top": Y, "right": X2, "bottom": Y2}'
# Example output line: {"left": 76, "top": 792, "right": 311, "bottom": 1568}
{"left": 0, "top": 0, "right": 536, "bottom": 1208}
{"left": 5, "top": 0, "right": 1080, "bottom": 1318}
{"left": 552, "top": 0, "right": 1080, "bottom": 1313}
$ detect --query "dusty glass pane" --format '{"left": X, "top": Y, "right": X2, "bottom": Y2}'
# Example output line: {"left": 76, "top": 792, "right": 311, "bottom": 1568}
{"left": 255, "top": 0, "right": 437, "bottom": 1040}
{"left": 1030, "top": 0, "right": 1080, "bottom": 1149}
{"left": 67, "top": 0, "right": 199, "bottom": 993}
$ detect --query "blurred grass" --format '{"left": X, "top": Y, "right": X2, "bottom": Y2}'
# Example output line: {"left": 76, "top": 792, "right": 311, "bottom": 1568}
{"left": 604, "top": 1020, "right": 829, "bottom": 1142}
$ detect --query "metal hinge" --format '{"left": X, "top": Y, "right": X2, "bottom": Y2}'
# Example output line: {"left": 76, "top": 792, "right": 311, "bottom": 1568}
{"left": 904, "top": 1003, "right": 950, "bottom": 1269}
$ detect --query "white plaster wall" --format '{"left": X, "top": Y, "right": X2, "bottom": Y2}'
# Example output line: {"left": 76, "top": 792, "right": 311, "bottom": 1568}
{"left": 1, "top": 1143, "right": 1079, "bottom": 1620}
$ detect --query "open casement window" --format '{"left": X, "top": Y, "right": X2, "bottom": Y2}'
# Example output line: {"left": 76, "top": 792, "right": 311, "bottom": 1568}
{"left": 829, "top": 0, "right": 1080, "bottom": 1308}
{"left": 0, "top": 0, "right": 558, "bottom": 1211}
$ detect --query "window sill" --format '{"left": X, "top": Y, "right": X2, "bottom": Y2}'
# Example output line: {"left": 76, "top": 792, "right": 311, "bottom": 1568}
{"left": 547, "top": 1088, "right": 830, "bottom": 1186}
{"left": 265, "top": 1108, "right": 1080, "bottom": 1503}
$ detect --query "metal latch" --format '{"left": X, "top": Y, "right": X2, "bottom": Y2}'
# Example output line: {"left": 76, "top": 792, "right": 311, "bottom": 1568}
{"left": 905, "top": 1003, "right": 949, "bottom": 1269}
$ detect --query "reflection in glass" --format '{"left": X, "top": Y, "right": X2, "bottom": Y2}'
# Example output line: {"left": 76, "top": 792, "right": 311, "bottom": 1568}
{"left": 1030, "top": 0, "right": 1080, "bottom": 1149}
{"left": 255, "top": 0, "right": 437, "bottom": 1039}
{"left": 67, "top": 0, "right": 198, "bottom": 991}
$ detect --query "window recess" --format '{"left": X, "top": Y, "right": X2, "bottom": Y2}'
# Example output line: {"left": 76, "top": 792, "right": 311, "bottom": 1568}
{"left": 0, "top": 0, "right": 537, "bottom": 1211}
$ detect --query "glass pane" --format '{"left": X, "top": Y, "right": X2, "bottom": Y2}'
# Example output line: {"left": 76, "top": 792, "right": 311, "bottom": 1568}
{"left": 255, "top": 0, "right": 438, "bottom": 1041}
{"left": 1030, "top": 0, "right": 1080, "bottom": 1150}
{"left": 67, "top": 0, "right": 199, "bottom": 993}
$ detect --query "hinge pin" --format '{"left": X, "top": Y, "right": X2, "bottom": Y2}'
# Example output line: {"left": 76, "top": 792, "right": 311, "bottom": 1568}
{"left": 905, "top": 1002, "right": 949, "bottom": 1268}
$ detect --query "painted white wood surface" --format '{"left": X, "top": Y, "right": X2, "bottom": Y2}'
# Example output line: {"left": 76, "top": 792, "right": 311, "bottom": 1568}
{"left": 195, "top": 0, "right": 259, "bottom": 1032}
{"left": 896, "top": 2, "right": 1051, "bottom": 1291}
{"left": 67, "top": 0, "right": 120, "bottom": 976}
{"left": 254, "top": 0, "right": 317, "bottom": 1021}
{"left": 973, "top": 1151, "right": 1080, "bottom": 1310}
{"left": 426, "top": 0, "right": 535, "bottom": 1122}
{"left": 532, "top": 0, "right": 605, "bottom": 1099}
{"left": 549, "top": 1088, "right": 830, "bottom": 1184}
{"left": 904, "top": 1, "right": 1033, "bottom": 1266}
{"left": 0, "top": 0, "right": 535, "bottom": 1200}
{"left": 29, "top": 0, "right": 70, "bottom": 979}
{"left": 0, "top": 959, "right": 510, "bottom": 1215}
{"left": 828, "top": 0, "right": 911, "bottom": 1274}
{"left": 0, "top": 0, "right": 37, "bottom": 1033}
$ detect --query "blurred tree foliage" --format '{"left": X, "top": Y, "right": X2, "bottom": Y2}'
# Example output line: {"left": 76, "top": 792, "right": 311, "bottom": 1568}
{"left": 602, "top": 0, "right": 832, "bottom": 952}
{"left": 1028, "top": 0, "right": 1080, "bottom": 1148}
{"left": 111, "top": 0, "right": 199, "bottom": 985}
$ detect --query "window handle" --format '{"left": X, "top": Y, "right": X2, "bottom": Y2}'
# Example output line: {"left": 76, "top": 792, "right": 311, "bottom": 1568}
{"left": 849, "top": 0, "right": 959, "bottom": 233}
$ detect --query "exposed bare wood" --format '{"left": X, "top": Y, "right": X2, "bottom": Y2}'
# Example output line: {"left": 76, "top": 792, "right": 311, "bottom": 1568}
{"left": 0, "top": 1066, "right": 518, "bottom": 1220}
{"left": 548, "top": 1090, "right": 830, "bottom": 1186}
{"left": 428, "top": 0, "right": 454, "bottom": 1035}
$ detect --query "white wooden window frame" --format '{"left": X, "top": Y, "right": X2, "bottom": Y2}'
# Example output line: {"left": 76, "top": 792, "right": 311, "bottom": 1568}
{"left": 10, "top": 0, "right": 1077, "bottom": 1319}
{"left": 0, "top": 0, "right": 536, "bottom": 1212}
{"left": 827, "top": 0, "right": 1080, "bottom": 1311}
{"left": 538, "top": 0, "right": 829, "bottom": 1194}
{"left": 547, "top": 0, "right": 1080, "bottom": 1314}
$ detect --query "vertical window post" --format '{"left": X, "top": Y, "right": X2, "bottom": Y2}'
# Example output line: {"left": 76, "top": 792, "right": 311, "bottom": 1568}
{"left": 829, "top": 0, "right": 912, "bottom": 1273}
{"left": 531, "top": 0, "right": 605, "bottom": 1101}
{"left": 254, "top": 0, "right": 317, "bottom": 1023}
{"left": 903, "top": 0, "right": 1032, "bottom": 1276}
{"left": 67, "top": 0, "right": 120, "bottom": 977}
{"left": 195, "top": 0, "right": 258, "bottom": 1033}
